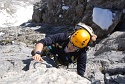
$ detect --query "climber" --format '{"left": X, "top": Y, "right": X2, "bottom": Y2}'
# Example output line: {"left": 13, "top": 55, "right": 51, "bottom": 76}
{"left": 31, "top": 22, "right": 97, "bottom": 77}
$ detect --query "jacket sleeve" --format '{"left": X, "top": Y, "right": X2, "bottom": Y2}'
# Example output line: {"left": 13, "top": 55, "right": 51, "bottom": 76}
{"left": 77, "top": 51, "right": 87, "bottom": 77}
{"left": 38, "top": 33, "right": 70, "bottom": 46}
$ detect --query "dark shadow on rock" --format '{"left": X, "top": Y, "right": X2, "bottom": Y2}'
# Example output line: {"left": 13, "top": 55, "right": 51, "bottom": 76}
{"left": 20, "top": 22, "right": 38, "bottom": 27}
{"left": 20, "top": 21, "right": 72, "bottom": 37}
{"left": 42, "top": 56, "right": 57, "bottom": 67}
{"left": 22, "top": 56, "right": 57, "bottom": 71}
{"left": 104, "top": 68, "right": 125, "bottom": 76}
{"left": 33, "top": 62, "right": 53, "bottom": 69}
{"left": 22, "top": 58, "right": 33, "bottom": 71}
{"left": 34, "top": 24, "right": 71, "bottom": 36}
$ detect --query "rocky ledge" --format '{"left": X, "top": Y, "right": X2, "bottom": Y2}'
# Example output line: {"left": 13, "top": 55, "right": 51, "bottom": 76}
{"left": 0, "top": 26, "right": 125, "bottom": 84}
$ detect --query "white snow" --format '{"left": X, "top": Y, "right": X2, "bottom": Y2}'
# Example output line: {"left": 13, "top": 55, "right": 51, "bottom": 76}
{"left": 12, "top": 5, "right": 33, "bottom": 26}
{"left": 0, "top": 32, "right": 5, "bottom": 36}
{"left": 0, "top": 1, "right": 33, "bottom": 27}
{"left": 92, "top": 7, "right": 114, "bottom": 30}
{"left": 62, "top": 6, "right": 69, "bottom": 10}
{"left": 123, "top": 9, "right": 125, "bottom": 14}
{"left": 59, "top": 14, "right": 62, "bottom": 18}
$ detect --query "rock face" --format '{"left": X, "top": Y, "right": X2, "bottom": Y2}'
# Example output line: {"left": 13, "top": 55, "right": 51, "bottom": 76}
{"left": 32, "top": 0, "right": 87, "bottom": 25}
{"left": 0, "top": 26, "right": 125, "bottom": 84}
{"left": 85, "top": 31, "right": 125, "bottom": 84}
{"left": 0, "top": 0, "right": 125, "bottom": 84}
{"left": 0, "top": 27, "right": 91, "bottom": 84}
{"left": 32, "top": 0, "right": 125, "bottom": 39}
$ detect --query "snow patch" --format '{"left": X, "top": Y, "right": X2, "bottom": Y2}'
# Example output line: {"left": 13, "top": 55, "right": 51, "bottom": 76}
{"left": 0, "top": 32, "right": 5, "bottom": 36}
{"left": 62, "top": 6, "right": 69, "bottom": 10}
{"left": 123, "top": 9, "right": 125, "bottom": 14}
{"left": 59, "top": 14, "right": 62, "bottom": 18}
{"left": 0, "top": 1, "right": 33, "bottom": 27}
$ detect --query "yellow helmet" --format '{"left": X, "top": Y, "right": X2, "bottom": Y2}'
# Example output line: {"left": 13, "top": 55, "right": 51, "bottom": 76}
{"left": 70, "top": 29, "right": 91, "bottom": 48}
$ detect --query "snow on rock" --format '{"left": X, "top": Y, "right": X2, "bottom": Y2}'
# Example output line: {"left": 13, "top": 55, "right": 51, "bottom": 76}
{"left": 0, "top": 0, "right": 40, "bottom": 27}
{"left": 0, "top": 32, "right": 5, "bottom": 36}
{"left": 92, "top": 7, "right": 114, "bottom": 30}
{"left": 62, "top": 6, "right": 69, "bottom": 10}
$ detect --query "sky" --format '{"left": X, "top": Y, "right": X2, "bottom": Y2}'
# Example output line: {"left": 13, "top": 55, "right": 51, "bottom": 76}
{"left": 92, "top": 7, "right": 114, "bottom": 30}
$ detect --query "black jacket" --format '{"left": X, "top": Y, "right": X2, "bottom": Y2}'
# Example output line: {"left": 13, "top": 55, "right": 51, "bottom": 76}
{"left": 38, "top": 33, "right": 87, "bottom": 77}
